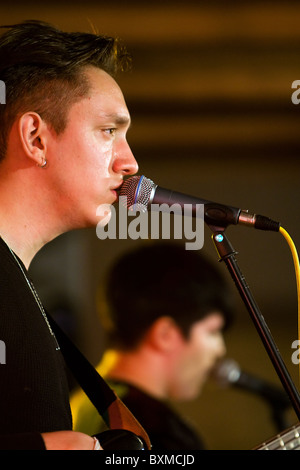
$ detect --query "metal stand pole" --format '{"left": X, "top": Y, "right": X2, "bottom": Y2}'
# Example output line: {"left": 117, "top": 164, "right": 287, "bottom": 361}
{"left": 210, "top": 228, "right": 300, "bottom": 420}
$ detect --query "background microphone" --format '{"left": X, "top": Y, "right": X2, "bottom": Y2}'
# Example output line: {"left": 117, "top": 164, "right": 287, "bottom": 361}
{"left": 212, "top": 358, "right": 291, "bottom": 409}
{"left": 119, "top": 175, "right": 280, "bottom": 231}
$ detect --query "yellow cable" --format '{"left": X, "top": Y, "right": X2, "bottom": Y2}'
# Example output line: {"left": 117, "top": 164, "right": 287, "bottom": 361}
{"left": 279, "top": 226, "right": 300, "bottom": 382}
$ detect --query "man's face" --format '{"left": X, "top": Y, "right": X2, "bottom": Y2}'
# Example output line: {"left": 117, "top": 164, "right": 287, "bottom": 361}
{"left": 47, "top": 66, "right": 138, "bottom": 228}
{"left": 169, "top": 313, "right": 226, "bottom": 400}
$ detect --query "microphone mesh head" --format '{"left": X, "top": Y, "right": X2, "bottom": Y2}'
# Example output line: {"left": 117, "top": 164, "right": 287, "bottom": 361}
{"left": 119, "top": 175, "right": 155, "bottom": 211}
{"left": 212, "top": 359, "right": 241, "bottom": 386}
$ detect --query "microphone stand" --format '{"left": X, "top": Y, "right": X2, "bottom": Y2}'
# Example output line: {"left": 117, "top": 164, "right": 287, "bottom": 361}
{"left": 209, "top": 226, "right": 300, "bottom": 422}
{"left": 271, "top": 406, "right": 290, "bottom": 433}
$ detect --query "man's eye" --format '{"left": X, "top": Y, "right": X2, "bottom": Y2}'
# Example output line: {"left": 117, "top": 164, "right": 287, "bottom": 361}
{"left": 104, "top": 128, "right": 116, "bottom": 136}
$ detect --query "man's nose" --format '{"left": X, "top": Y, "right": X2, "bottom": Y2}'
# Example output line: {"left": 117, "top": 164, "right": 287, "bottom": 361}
{"left": 113, "top": 142, "right": 138, "bottom": 176}
{"left": 217, "top": 338, "right": 227, "bottom": 359}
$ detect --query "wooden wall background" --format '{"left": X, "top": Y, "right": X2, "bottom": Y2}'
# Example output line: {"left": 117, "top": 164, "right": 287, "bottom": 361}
{"left": 1, "top": 0, "right": 300, "bottom": 450}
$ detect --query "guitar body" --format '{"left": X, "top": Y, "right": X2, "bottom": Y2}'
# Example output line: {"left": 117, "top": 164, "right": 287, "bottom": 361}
{"left": 94, "top": 429, "right": 146, "bottom": 450}
{"left": 255, "top": 422, "right": 300, "bottom": 450}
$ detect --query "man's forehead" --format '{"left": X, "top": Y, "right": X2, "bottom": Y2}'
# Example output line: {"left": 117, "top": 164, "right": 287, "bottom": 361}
{"left": 194, "top": 312, "right": 225, "bottom": 330}
{"left": 85, "top": 66, "right": 121, "bottom": 94}
{"left": 83, "top": 67, "right": 130, "bottom": 120}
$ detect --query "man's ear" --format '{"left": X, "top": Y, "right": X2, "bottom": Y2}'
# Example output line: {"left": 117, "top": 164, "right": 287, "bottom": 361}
{"left": 18, "top": 112, "right": 47, "bottom": 166}
{"left": 147, "top": 317, "right": 184, "bottom": 353}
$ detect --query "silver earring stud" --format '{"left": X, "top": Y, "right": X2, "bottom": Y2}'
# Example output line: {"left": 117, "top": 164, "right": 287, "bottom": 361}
{"left": 39, "top": 158, "right": 47, "bottom": 168}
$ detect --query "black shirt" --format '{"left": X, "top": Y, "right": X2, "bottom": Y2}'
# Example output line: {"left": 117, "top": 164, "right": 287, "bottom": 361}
{"left": 0, "top": 238, "right": 72, "bottom": 449}
{"left": 107, "top": 380, "right": 205, "bottom": 450}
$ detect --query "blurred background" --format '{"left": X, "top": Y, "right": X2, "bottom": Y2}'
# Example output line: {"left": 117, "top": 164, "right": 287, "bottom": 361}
{"left": 2, "top": 0, "right": 300, "bottom": 450}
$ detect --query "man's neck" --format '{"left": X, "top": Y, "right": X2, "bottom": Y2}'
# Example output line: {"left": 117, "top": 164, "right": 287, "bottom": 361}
{"left": 0, "top": 224, "right": 50, "bottom": 270}
{"left": 103, "top": 349, "right": 170, "bottom": 400}
{"left": 0, "top": 167, "right": 61, "bottom": 269}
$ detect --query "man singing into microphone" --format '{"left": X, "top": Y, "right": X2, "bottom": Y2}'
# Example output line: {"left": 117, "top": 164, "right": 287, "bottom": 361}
{"left": 0, "top": 20, "right": 138, "bottom": 449}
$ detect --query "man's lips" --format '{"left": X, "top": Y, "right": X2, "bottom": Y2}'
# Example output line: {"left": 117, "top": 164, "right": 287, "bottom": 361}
{"left": 110, "top": 181, "right": 124, "bottom": 201}
{"left": 111, "top": 181, "right": 124, "bottom": 192}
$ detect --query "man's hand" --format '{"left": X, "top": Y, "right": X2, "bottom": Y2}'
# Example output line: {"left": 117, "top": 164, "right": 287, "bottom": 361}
{"left": 41, "top": 431, "right": 103, "bottom": 450}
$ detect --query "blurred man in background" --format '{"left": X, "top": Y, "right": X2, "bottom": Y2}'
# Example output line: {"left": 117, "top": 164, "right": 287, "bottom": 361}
{"left": 72, "top": 242, "right": 234, "bottom": 450}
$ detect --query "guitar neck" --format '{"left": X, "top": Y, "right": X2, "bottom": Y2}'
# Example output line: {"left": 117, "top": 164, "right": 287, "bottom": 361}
{"left": 255, "top": 423, "right": 300, "bottom": 450}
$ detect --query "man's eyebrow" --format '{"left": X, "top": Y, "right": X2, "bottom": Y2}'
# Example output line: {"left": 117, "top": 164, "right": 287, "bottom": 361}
{"left": 103, "top": 113, "right": 131, "bottom": 127}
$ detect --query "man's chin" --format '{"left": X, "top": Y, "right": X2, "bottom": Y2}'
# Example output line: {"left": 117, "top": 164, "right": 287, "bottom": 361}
{"left": 171, "top": 385, "right": 202, "bottom": 402}
{"left": 96, "top": 204, "right": 112, "bottom": 227}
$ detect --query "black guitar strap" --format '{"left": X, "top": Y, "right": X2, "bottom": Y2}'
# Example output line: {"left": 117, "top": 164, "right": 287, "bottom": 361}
{"left": 48, "top": 314, "right": 151, "bottom": 450}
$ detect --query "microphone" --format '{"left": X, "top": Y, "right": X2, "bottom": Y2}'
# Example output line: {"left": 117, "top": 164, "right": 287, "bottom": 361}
{"left": 212, "top": 358, "right": 291, "bottom": 409}
{"left": 119, "top": 175, "right": 280, "bottom": 231}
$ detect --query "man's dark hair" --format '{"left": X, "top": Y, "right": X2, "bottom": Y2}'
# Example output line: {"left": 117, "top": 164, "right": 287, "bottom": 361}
{"left": 100, "top": 242, "right": 234, "bottom": 350}
{"left": 0, "top": 20, "right": 131, "bottom": 161}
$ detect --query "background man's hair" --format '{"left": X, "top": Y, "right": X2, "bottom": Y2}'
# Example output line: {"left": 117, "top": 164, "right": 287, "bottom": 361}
{"left": 99, "top": 242, "right": 234, "bottom": 350}
{"left": 0, "top": 20, "right": 131, "bottom": 161}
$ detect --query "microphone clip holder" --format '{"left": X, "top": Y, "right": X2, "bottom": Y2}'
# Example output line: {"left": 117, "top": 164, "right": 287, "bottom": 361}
{"left": 209, "top": 224, "right": 300, "bottom": 421}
